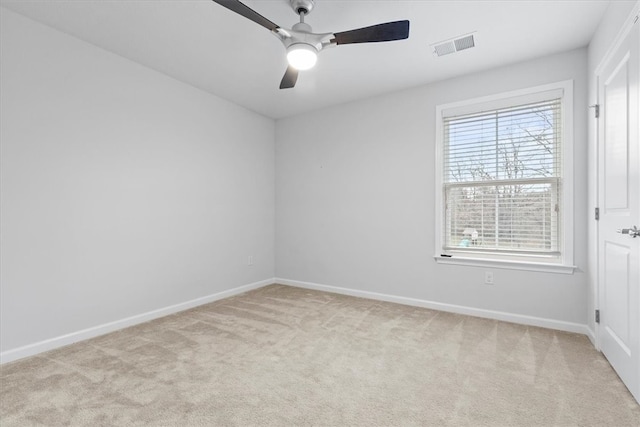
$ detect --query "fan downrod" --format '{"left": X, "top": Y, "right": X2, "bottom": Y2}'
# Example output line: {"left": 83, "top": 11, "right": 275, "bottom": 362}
{"left": 290, "top": 0, "right": 315, "bottom": 16}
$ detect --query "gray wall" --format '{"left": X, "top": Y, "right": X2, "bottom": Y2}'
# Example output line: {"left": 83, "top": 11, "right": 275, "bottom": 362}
{"left": 0, "top": 9, "right": 275, "bottom": 354}
{"left": 276, "top": 48, "right": 589, "bottom": 326}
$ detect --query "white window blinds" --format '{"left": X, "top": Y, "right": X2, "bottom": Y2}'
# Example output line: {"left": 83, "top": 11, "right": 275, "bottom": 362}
{"left": 442, "top": 98, "right": 562, "bottom": 255}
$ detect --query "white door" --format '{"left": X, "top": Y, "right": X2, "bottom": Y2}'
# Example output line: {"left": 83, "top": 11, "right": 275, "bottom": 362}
{"left": 597, "top": 18, "right": 640, "bottom": 403}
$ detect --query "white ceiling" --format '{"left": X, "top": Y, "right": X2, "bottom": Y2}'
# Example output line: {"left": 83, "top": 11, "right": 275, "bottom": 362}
{"left": 1, "top": 0, "right": 613, "bottom": 119}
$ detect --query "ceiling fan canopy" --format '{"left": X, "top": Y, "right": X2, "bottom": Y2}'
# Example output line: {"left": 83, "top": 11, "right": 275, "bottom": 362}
{"left": 211, "top": 0, "right": 410, "bottom": 89}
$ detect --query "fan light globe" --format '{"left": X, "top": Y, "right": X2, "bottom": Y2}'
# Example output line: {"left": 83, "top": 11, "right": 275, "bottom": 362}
{"left": 287, "top": 44, "right": 318, "bottom": 70}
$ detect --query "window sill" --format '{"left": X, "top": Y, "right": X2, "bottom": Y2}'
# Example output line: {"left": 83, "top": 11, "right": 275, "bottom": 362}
{"left": 433, "top": 255, "right": 576, "bottom": 274}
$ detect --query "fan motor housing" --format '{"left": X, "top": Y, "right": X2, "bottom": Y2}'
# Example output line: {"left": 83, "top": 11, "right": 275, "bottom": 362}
{"left": 290, "top": 0, "right": 315, "bottom": 15}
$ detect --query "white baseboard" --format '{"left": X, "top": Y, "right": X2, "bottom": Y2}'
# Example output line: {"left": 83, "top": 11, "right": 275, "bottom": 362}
{"left": 586, "top": 326, "right": 598, "bottom": 349}
{"left": 276, "top": 277, "right": 590, "bottom": 336}
{"left": 3, "top": 277, "right": 592, "bottom": 364}
{"left": 0, "top": 278, "right": 275, "bottom": 365}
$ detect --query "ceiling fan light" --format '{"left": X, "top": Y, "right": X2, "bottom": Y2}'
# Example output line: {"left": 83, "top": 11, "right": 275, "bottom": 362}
{"left": 286, "top": 43, "right": 318, "bottom": 70}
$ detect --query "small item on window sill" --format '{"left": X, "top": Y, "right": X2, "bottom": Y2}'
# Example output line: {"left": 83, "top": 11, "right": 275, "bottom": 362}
{"left": 440, "top": 254, "right": 452, "bottom": 258}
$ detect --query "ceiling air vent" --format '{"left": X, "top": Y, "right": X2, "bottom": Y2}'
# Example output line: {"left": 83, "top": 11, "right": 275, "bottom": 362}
{"left": 431, "top": 33, "right": 476, "bottom": 57}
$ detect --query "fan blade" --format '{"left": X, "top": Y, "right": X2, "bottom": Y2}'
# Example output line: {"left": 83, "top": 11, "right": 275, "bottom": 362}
{"left": 211, "top": 0, "right": 279, "bottom": 31}
{"left": 333, "top": 20, "right": 409, "bottom": 45}
{"left": 279, "top": 66, "right": 299, "bottom": 89}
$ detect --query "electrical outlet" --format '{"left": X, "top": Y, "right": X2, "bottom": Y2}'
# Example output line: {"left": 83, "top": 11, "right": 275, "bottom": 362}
{"left": 248, "top": 256, "right": 254, "bottom": 266}
{"left": 484, "top": 271, "right": 494, "bottom": 285}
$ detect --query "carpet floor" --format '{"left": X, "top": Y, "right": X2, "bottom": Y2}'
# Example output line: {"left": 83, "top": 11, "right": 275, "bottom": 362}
{"left": 1, "top": 284, "right": 639, "bottom": 426}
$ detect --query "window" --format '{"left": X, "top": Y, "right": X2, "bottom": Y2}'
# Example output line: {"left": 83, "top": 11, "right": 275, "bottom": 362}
{"left": 435, "top": 82, "right": 575, "bottom": 273}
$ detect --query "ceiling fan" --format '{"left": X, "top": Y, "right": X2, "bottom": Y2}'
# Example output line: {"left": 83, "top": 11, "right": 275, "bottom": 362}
{"left": 211, "top": 0, "right": 410, "bottom": 89}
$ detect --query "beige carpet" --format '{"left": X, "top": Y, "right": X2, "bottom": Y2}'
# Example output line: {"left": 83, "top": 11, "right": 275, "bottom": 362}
{"left": 1, "top": 284, "right": 639, "bottom": 426}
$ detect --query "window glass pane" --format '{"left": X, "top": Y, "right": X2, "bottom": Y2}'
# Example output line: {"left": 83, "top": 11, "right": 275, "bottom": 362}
{"left": 445, "top": 182, "right": 557, "bottom": 252}
{"left": 444, "top": 100, "right": 561, "bottom": 182}
{"left": 442, "top": 98, "right": 561, "bottom": 255}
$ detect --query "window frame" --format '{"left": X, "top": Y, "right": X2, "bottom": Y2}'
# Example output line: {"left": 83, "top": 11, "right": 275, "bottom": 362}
{"left": 434, "top": 81, "right": 575, "bottom": 274}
